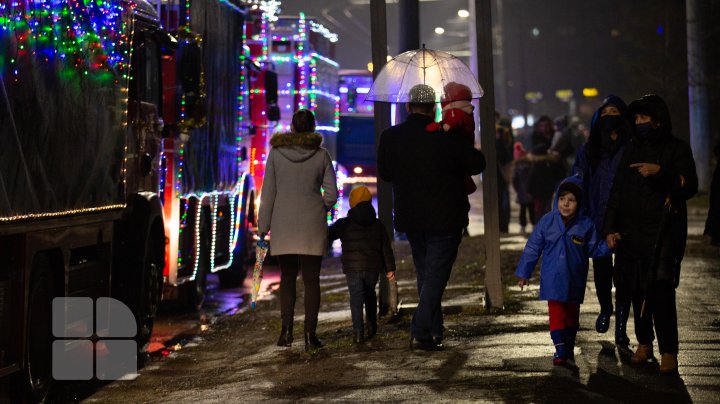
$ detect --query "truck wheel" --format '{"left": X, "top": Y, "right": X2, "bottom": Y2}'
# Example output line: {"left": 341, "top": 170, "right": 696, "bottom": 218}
{"left": 218, "top": 195, "right": 252, "bottom": 288}
{"left": 185, "top": 210, "right": 210, "bottom": 310}
{"left": 24, "top": 257, "right": 54, "bottom": 403}
{"left": 136, "top": 235, "right": 161, "bottom": 350}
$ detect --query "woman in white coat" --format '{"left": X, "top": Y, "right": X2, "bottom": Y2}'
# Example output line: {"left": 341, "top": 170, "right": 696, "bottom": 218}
{"left": 258, "top": 109, "right": 338, "bottom": 351}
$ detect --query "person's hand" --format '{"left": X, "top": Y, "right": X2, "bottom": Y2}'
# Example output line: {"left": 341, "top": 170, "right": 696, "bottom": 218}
{"left": 630, "top": 163, "right": 661, "bottom": 177}
{"left": 386, "top": 272, "right": 396, "bottom": 281}
{"left": 517, "top": 278, "right": 529, "bottom": 291}
{"left": 606, "top": 233, "right": 621, "bottom": 249}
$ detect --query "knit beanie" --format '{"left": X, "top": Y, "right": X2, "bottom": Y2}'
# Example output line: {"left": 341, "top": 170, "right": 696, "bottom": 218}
{"left": 557, "top": 182, "right": 582, "bottom": 208}
{"left": 349, "top": 186, "right": 372, "bottom": 208}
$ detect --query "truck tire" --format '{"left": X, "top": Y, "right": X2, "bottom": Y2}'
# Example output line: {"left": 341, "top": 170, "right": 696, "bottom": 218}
{"left": 135, "top": 233, "right": 162, "bottom": 350}
{"left": 218, "top": 193, "right": 253, "bottom": 288}
{"left": 23, "top": 257, "right": 54, "bottom": 403}
{"left": 185, "top": 207, "right": 210, "bottom": 310}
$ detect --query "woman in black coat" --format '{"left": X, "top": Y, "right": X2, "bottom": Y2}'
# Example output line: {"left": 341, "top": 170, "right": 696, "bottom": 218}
{"left": 604, "top": 95, "right": 698, "bottom": 374}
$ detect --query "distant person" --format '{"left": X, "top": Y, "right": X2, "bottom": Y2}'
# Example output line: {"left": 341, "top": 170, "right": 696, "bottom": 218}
{"left": 378, "top": 84, "right": 486, "bottom": 351}
{"left": 258, "top": 109, "right": 338, "bottom": 352}
{"left": 604, "top": 94, "right": 698, "bottom": 374}
{"left": 549, "top": 115, "right": 576, "bottom": 175}
{"left": 704, "top": 142, "right": 720, "bottom": 245}
{"left": 572, "top": 95, "right": 633, "bottom": 347}
{"left": 516, "top": 176, "right": 612, "bottom": 365}
{"left": 496, "top": 117, "right": 515, "bottom": 233}
{"left": 512, "top": 142, "right": 535, "bottom": 232}
{"left": 528, "top": 116, "right": 565, "bottom": 219}
{"left": 329, "top": 186, "right": 396, "bottom": 344}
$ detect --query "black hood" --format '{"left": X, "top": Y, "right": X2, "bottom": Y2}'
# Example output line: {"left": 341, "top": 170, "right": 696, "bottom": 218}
{"left": 348, "top": 201, "right": 377, "bottom": 226}
{"left": 587, "top": 94, "right": 631, "bottom": 168}
{"left": 628, "top": 94, "right": 673, "bottom": 141}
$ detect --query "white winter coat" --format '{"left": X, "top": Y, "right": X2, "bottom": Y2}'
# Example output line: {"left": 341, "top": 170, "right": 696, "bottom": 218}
{"left": 258, "top": 132, "right": 338, "bottom": 256}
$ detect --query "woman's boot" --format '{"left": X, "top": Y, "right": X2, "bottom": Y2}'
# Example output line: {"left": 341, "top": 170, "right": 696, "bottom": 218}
{"left": 614, "top": 302, "right": 630, "bottom": 347}
{"left": 304, "top": 332, "right": 323, "bottom": 351}
{"left": 631, "top": 344, "right": 654, "bottom": 365}
{"left": 277, "top": 324, "right": 293, "bottom": 347}
{"left": 659, "top": 353, "right": 678, "bottom": 374}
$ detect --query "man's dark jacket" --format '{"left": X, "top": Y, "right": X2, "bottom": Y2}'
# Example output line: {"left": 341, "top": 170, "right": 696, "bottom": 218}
{"left": 603, "top": 95, "right": 698, "bottom": 288}
{"left": 329, "top": 202, "right": 396, "bottom": 274}
{"left": 377, "top": 113, "right": 486, "bottom": 232}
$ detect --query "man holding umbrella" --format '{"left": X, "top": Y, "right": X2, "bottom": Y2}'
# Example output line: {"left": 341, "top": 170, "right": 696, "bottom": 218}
{"left": 378, "top": 84, "right": 486, "bottom": 350}
{"left": 603, "top": 94, "right": 698, "bottom": 373}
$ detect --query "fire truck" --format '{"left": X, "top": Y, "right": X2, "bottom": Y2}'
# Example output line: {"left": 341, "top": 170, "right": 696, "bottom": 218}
{"left": 244, "top": 10, "right": 344, "bottom": 220}
{"left": 0, "top": 0, "right": 259, "bottom": 400}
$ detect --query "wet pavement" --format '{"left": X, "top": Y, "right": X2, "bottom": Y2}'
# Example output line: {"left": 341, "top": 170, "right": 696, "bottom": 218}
{"left": 36, "top": 184, "right": 714, "bottom": 403}
{"left": 75, "top": 198, "right": 720, "bottom": 403}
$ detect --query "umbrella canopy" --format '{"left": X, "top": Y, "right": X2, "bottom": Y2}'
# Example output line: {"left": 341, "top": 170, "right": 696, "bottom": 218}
{"left": 365, "top": 47, "right": 483, "bottom": 103}
{"left": 251, "top": 239, "right": 269, "bottom": 311}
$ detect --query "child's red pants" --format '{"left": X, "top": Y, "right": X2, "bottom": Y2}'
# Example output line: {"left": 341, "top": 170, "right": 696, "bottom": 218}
{"left": 548, "top": 300, "right": 580, "bottom": 331}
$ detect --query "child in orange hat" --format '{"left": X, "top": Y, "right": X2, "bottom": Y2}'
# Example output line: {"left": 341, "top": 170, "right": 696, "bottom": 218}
{"left": 329, "top": 186, "right": 396, "bottom": 344}
{"left": 426, "top": 82, "right": 477, "bottom": 194}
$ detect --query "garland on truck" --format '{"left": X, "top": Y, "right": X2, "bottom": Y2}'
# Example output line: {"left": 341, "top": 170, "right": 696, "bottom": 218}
{"left": 0, "top": 0, "right": 131, "bottom": 84}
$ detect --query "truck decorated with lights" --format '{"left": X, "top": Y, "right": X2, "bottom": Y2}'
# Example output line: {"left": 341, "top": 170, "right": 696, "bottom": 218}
{"left": 157, "top": 0, "right": 258, "bottom": 306}
{"left": 244, "top": 10, "right": 344, "bottom": 220}
{"left": 0, "top": 0, "right": 168, "bottom": 400}
{"left": 0, "top": 0, "right": 260, "bottom": 400}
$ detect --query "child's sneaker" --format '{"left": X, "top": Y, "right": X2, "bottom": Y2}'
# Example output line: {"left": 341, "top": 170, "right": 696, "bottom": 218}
{"left": 553, "top": 352, "right": 567, "bottom": 366}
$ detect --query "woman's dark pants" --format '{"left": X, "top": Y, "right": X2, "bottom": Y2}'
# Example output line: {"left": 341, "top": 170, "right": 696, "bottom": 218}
{"left": 277, "top": 254, "right": 322, "bottom": 333}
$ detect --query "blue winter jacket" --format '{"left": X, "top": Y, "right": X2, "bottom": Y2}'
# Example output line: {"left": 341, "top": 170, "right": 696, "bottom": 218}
{"left": 571, "top": 95, "right": 630, "bottom": 230}
{"left": 515, "top": 175, "right": 611, "bottom": 304}
{"left": 572, "top": 143, "right": 625, "bottom": 230}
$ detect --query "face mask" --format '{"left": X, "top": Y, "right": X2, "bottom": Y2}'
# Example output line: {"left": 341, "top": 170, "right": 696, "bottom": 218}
{"left": 636, "top": 122, "right": 654, "bottom": 139}
{"left": 601, "top": 115, "right": 623, "bottom": 131}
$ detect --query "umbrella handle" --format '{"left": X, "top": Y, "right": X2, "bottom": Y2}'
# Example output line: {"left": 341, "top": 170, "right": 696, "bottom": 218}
{"left": 640, "top": 300, "right": 647, "bottom": 318}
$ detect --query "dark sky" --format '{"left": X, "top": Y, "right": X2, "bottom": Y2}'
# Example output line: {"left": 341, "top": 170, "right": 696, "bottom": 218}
{"left": 280, "top": 0, "right": 470, "bottom": 70}
{"left": 278, "top": 0, "right": 690, "bottom": 133}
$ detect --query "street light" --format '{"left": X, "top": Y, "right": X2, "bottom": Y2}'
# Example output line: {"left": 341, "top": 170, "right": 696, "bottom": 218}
{"left": 434, "top": 27, "right": 445, "bottom": 35}
{"left": 458, "top": 9, "right": 470, "bottom": 18}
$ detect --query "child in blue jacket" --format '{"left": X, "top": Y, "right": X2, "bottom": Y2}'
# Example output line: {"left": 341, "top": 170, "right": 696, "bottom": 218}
{"left": 516, "top": 175, "right": 611, "bottom": 365}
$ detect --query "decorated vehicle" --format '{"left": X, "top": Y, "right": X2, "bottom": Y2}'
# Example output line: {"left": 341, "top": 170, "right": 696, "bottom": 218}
{"left": 0, "top": 0, "right": 260, "bottom": 400}
{"left": 0, "top": 0, "right": 168, "bottom": 400}
{"left": 245, "top": 10, "right": 343, "bottom": 222}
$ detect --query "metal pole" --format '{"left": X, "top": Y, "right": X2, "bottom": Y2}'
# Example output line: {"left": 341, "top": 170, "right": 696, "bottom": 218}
{"left": 397, "top": 0, "right": 420, "bottom": 124}
{"left": 370, "top": 0, "right": 394, "bottom": 316}
{"left": 687, "top": 0, "right": 710, "bottom": 191}
{"left": 475, "top": 0, "right": 503, "bottom": 308}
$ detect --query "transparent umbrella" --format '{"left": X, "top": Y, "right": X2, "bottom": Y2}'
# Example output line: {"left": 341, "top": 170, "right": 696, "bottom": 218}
{"left": 251, "top": 239, "right": 269, "bottom": 311}
{"left": 365, "top": 46, "right": 483, "bottom": 103}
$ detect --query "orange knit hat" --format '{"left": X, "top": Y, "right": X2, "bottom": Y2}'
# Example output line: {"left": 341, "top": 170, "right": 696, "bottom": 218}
{"left": 349, "top": 186, "right": 372, "bottom": 208}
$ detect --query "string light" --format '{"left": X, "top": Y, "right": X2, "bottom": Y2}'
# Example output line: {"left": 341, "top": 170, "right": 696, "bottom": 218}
{"left": 0, "top": 204, "right": 126, "bottom": 223}
{"left": 1, "top": 0, "right": 133, "bottom": 222}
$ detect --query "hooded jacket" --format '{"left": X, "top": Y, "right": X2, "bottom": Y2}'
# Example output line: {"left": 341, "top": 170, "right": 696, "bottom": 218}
{"left": 572, "top": 95, "right": 632, "bottom": 230}
{"left": 258, "top": 132, "right": 338, "bottom": 256}
{"left": 515, "top": 175, "right": 611, "bottom": 303}
{"left": 328, "top": 201, "right": 396, "bottom": 274}
{"left": 603, "top": 95, "right": 698, "bottom": 288}
{"left": 378, "top": 113, "right": 486, "bottom": 232}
